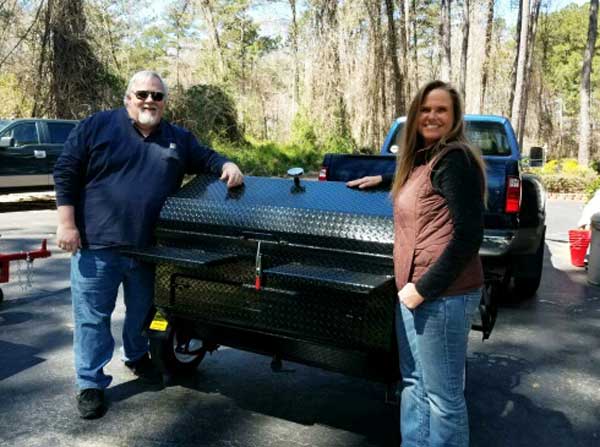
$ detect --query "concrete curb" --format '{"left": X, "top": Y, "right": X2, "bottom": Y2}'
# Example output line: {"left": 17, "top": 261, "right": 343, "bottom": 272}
{"left": 547, "top": 192, "right": 587, "bottom": 201}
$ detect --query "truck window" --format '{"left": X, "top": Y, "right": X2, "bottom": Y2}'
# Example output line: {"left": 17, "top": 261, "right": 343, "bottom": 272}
{"left": 392, "top": 121, "right": 511, "bottom": 156}
{"left": 47, "top": 122, "right": 76, "bottom": 144}
{"left": 466, "top": 122, "right": 511, "bottom": 156}
{"left": 4, "top": 123, "right": 39, "bottom": 146}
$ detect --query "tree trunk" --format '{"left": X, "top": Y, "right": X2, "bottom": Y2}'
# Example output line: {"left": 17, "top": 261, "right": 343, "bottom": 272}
{"left": 365, "top": 0, "right": 385, "bottom": 147}
{"left": 397, "top": 0, "right": 409, "bottom": 106}
{"left": 32, "top": 0, "right": 53, "bottom": 117}
{"left": 479, "top": 0, "right": 494, "bottom": 113}
{"left": 459, "top": 0, "right": 470, "bottom": 101}
{"left": 516, "top": 0, "right": 542, "bottom": 148}
{"left": 578, "top": 0, "right": 599, "bottom": 167}
{"left": 439, "top": 0, "right": 451, "bottom": 82}
{"left": 199, "top": 0, "right": 225, "bottom": 77}
{"left": 385, "top": 0, "right": 404, "bottom": 117}
{"left": 410, "top": 0, "right": 419, "bottom": 92}
{"left": 288, "top": 0, "right": 300, "bottom": 113}
{"left": 510, "top": 0, "right": 523, "bottom": 114}
{"left": 404, "top": 0, "right": 418, "bottom": 97}
{"left": 51, "top": 0, "right": 106, "bottom": 118}
{"left": 511, "top": 0, "right": 530, "bottom": 145}
{"left": 314, "top": 0, "right": 348, "bottom": 139}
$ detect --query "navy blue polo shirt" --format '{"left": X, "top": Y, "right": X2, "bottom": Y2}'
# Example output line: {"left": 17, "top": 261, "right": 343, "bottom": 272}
{"left": 54, "top": 108, "right": 229, "bottom": 248}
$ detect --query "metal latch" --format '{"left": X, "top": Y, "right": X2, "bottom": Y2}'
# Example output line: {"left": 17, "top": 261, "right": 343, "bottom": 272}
{"left": 255, "top": 241, "right": 262, "bottom": 290}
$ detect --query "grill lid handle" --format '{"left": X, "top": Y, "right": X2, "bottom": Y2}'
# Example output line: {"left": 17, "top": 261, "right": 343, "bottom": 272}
{"left": 287, "top": 167, "right": 305, "bottom": 193}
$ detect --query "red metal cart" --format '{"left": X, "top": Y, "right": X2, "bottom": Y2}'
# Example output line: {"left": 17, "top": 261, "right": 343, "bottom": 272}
{"left": 0, "top": 239, "right": 51, "bottom": 303}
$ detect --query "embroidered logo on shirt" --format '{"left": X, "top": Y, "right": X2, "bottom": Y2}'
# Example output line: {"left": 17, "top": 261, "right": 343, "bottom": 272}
{"left": 169, "top": 143, "right": 177, "bottom": 150}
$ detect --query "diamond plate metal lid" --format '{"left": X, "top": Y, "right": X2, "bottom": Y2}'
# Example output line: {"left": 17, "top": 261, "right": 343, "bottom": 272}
{"left": 158, "top": 175, "right": 394, "bottom": 250}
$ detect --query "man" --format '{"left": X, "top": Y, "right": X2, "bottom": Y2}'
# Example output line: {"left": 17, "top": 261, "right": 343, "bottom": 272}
{"left": 54, "top": 70, "right": 243, "bottom": 419}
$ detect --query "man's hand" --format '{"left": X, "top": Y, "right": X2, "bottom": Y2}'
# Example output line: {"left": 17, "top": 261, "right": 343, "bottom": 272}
{"left": 346, "top": 175, "right": 383, "bottom": 189}
{"left": 220, "top": 162, "right": 244, "bottom": 188}
{"left": 398, "top": 282, "right": 425, "bottom": 310}
{"left": 56, "top": 205, "right": 81, "bottom": 254}
{"left": 56, "top": 224, "right": 81, "bottom": 254}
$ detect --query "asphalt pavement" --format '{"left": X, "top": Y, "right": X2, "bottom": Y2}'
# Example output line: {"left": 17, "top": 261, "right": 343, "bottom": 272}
{"left": 0, "top": 199, "right": 598, "bottom": 447}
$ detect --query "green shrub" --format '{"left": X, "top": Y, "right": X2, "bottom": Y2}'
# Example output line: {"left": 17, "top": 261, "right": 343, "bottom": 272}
{"left": 585, "top": 177, "right": 600, "bottom": 200}
{"left": 166, "top": 84, "right": 243, "bottom": 145}
{"left": 540, "top": 159, "right": 559, "bottom": 174}
{"left": 526, "top": 158, "right": 599, "bottom": 193}
{"left": 214, "top": 138, "right": 334, "bottom": 177}
{"left": 561, "top": 158, "right": 581, "bottom": 174}
{"left": 539, "top": 174, "right": 592, "bottom": 193}
{"left": 290, "top": 111, "right": 318, "bottom": 150}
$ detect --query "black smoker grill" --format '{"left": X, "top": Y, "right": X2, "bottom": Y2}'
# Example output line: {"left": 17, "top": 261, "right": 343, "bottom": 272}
{"left": 125, "top": 173, "right": 399, "bottom": 385}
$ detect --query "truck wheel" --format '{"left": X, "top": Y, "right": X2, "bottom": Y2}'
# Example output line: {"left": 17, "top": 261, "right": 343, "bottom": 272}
{"left": 513, "top": 231, "right": 545, "bottom": 300}
{"left": 0, "top": 287, "right": 3, "bottom": 303}
{"left": 149, "top": 328, "right": 207, "bottom": 375}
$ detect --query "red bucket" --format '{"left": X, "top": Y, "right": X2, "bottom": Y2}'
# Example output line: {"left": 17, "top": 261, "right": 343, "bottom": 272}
{"left": 568, "top": 229, "right": 591, "bottom": 267}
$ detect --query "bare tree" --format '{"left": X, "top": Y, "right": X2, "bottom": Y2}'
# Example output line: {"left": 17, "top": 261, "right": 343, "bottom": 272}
{"left": 404, "top": 0, "right": 418, "bottom": 97}
{"left": 511, "top": 0, "right": 530, "bottom": 144}
{"left": 439, "top": 0, "right": 451, "bottom": 82}
{"left": 516, "top": 0, "right": 541, "bottom": 147}
{"left": 578, "top": 0, "right": 599, "bottom": 166}
{"left": 480, "top": 0, "right": 495, "bottom": 112}
{"left": 365, "top": 0, "right": 385, "bottom": 146}
{"left": 199, "top": 0, "right": 225, "bottom": 77}
{"left": 32, "top": 0, "right": 53, "bottom": 117}
{"left": 385, "top": 0, "right": 405, "bottom": 117}
{"left": 288, "top": 0, "right": 300, "bottom": 112}
{"left": 396, "top": 0, "right": 409, "bottom": 104}
{"left": 509, "top": 0, "right": 523, "bottom": 113}
{"left": 313, "top": 0, "right": 348, "bottom": 139}
{"left": 169, "top": 0, "right": 191, "bottom": 88}
{"left": 459, "top": 0, "right": 470, "bottom": 100}
{"left": 51, "top": 0, "right": 97, "bottom": 116}
{"left": 0, "top": 0, "right": 45, "bottom": 72}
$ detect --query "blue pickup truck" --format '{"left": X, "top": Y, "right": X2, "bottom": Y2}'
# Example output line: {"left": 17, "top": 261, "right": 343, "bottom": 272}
{"left": 320, "top": 115, "right": 547, "bottom": 334}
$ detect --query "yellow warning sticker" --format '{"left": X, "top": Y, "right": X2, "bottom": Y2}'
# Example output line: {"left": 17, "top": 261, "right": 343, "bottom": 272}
{"left": 149, "top": 311, "right": 168, "bottom": 331}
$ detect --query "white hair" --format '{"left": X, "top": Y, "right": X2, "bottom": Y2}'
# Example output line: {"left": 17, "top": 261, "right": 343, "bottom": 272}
{"left": 123, "top": 70, "right": 168, "bottom": 105}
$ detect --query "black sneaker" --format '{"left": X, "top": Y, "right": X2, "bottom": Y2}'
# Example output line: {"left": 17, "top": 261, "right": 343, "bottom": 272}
{"left": 125, "top": 353, "right": 163, "bottom": 384}
{"left": 77, "top": 388, "right": 106, "bottom": 419}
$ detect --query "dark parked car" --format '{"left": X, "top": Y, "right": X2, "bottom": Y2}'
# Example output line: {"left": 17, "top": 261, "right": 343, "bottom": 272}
{"left": 0, "top": 118, "right": 78, "bottom": 190}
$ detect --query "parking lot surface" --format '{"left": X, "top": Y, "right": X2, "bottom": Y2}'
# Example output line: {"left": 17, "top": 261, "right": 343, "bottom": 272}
{"left": 0, "top": 200, "right": 599, "bottom": 447}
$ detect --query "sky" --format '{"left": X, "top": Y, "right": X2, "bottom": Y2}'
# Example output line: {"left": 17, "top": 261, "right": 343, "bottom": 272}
{"left": 497, "top": 0, "right": 588, "bottom": 26}
{"left": 141, "top": 0, "right": 591, "bottom": 39}
{"left": 243, "top": 1, "right": 591, "bottom": 38}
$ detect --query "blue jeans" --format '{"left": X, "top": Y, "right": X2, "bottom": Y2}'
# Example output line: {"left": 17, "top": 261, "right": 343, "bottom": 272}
{"left": 71, "top": 248, "right": 155, "bottom": 390}
{"left": 396, "top": 289, "right": 481, "bottom": 447}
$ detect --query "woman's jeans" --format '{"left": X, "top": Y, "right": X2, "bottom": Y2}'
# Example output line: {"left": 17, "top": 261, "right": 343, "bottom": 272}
{"left": 396, "top": 289, "right": 481, "bottom": 447}
{"left": 71, "top": 248, "right": 155, "bottom": 390}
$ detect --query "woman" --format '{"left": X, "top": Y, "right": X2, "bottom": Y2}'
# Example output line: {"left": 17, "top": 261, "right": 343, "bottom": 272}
{"left": 390, "top": 80, "right": 486, "bottom": 447}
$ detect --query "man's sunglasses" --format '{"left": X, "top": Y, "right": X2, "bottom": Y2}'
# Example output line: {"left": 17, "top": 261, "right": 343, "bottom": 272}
{"left": 133, "top": 90, "right": 165, "bottom": 101}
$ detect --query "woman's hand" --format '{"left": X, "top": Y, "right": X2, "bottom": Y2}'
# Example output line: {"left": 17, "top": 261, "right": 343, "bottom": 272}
{"left": 346, "top": 175, "right": 383, "bottom": 189}
{"left": 398, "top": 282, "right": 425, "bottom": 310}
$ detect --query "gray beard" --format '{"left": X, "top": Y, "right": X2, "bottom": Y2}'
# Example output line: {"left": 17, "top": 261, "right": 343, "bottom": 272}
{"left": 138, "top": 110, "right": 160, "bottom": 127}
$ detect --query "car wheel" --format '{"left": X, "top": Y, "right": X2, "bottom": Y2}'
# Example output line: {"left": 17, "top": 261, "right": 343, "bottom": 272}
{"left": 0, "top": 287, "right": 3, "bottom": 303}
{"left": 149, "top": 327, "right": 207, "bottom": 375}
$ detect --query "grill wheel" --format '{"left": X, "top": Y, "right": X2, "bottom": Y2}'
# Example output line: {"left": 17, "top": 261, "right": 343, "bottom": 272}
{"left": 149, "top": 327, "right": 207, "bottom": 375}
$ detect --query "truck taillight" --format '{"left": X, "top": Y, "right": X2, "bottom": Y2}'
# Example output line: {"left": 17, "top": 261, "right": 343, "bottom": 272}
{"left": 318, "top": 167, "right": 328, "bottom": 181}
{"left": 505, "top": 175, "right": 521, "bottom": 213}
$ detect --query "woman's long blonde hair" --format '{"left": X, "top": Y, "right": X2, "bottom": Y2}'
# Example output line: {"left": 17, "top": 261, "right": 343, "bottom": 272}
{"left": 390, "top": 80, "right": 487, "bottom": 202}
